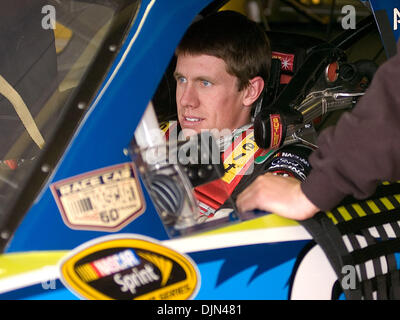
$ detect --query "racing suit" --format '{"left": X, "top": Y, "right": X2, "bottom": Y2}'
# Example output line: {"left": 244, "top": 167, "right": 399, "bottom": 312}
{"left": 301, "top": 40, "right": 400, "bottom": 211}
{"left": 163, "top": 121, "right": 312, "bottom": 216}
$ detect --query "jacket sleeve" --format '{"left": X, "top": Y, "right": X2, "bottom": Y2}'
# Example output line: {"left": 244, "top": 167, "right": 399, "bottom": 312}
{"left": 301, "top": 41, "right": 400, "bottom": 211}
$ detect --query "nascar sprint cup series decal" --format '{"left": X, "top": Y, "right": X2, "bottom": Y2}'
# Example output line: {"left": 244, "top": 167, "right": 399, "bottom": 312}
{"left": 59, "top": 235, "right": 200, "bottom": 300}
{"left": 50, "top": 163, "right": 145, "bottom": 231}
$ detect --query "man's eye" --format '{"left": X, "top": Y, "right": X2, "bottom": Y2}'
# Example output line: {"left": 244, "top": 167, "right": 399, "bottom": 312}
{"left": 201, "top": 80, "right": 212, "bottom": 87}
{"left": 177, "top": 76, "right": 187, "bottom": 84}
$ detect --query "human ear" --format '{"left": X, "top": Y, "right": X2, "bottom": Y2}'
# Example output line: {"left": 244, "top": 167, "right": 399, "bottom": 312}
{"left": 242, "top": 76, "right": 264, "bottom": 107}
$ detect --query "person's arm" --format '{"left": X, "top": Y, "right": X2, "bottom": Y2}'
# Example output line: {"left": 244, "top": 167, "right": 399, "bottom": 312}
{"left": 236, "top": 144, "right": 317, "bottom": 220}
{"left": 236, "top": 173, "right": 319, "bottom": 220}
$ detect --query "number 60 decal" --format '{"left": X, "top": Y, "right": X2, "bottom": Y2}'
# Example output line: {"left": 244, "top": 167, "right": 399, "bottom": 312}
{"left": 51, "top": 163, "right": 146, "bottom": 232}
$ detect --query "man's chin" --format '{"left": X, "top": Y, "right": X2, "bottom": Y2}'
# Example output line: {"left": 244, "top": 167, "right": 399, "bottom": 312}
{"left": 181, "top": 127, "right": 233, "bottom": 141}
{"left": 181, "top": 127, "right": 201, "bottom": 138}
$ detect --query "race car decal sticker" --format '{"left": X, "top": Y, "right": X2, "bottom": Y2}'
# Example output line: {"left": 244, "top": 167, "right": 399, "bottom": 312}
{"left": 269, "top": 114, "right": 284, "bottom": 149}
{"left": 254, "top": 148, "right": 275, "bottom": 165}
{"left": 50, "top": 163, "right": 145, "bottom": 232}
{"left": 266, "top": 151, "right": 311, "bottom": 181}
{"left": 272, "top": 51, "right": 295, "bottom": 72}
{"left": 59, "top": 234, "right": 200, "bottom": 300}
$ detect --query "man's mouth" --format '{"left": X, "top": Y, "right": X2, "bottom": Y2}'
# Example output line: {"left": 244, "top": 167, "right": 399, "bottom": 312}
{"left": 181, "top": 116, "right": 204, "bottom": 126}
{"left": 185, "top": 117, "right": 202, "bottom": 122}
{"left": 180, "top": 116, "right": 207, "bottom": 137}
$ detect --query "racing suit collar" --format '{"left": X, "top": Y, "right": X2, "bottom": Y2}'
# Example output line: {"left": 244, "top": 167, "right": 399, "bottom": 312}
{"left": 217, "top": 123, "right": 253, "bottom": 152}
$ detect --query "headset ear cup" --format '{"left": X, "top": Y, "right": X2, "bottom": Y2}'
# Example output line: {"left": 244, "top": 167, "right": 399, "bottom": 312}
{"left": 254, "top": 112, "right": 269, "bottom": 149}
{"left": 254, "top": 111, "right": 286, "bottom": 149}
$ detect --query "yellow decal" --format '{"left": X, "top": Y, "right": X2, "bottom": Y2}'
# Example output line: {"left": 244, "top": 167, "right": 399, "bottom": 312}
{"left": 222, "top": 132, "right": 258, "bottom": 184}
{"left": 60, "top": 235, "right": 200, "bottom": 300}
{"left": 270, "top": 115, "right": 282, "bottom": 148}
{"left": 160, "top": 121, "right": 170, "bottom": 134}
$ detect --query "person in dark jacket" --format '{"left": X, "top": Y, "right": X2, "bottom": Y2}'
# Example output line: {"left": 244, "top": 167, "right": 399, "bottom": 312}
{"left": 236, "top": 40, "right": 400, "bottom": 220}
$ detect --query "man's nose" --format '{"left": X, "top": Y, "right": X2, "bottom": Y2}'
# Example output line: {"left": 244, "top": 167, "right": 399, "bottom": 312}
{"left": 179, "top": 84, "right": 198, "bottom": 108}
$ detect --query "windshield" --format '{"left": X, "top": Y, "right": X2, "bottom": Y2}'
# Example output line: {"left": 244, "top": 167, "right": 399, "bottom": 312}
{"left": 0, "top": 0, "right": 138, "bottom": 218}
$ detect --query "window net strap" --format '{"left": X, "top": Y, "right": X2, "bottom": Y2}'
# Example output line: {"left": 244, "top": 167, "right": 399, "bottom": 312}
{"left": 300, "top": 182, "right": 400, "bottom": 300}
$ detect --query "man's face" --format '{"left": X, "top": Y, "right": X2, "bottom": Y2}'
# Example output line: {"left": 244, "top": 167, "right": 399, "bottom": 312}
{"left": 174, "top": 54, "right": 251, "bottom": 137}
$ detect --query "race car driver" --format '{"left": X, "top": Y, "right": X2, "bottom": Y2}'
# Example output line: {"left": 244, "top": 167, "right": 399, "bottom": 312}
{"left": 164, "top": 10, "right": 313, "bottom": 218}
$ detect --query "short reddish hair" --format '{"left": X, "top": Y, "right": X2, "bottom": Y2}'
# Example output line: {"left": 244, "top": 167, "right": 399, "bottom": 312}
{"left": 176, "top": 10, "right": 271, "bottom": 91}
